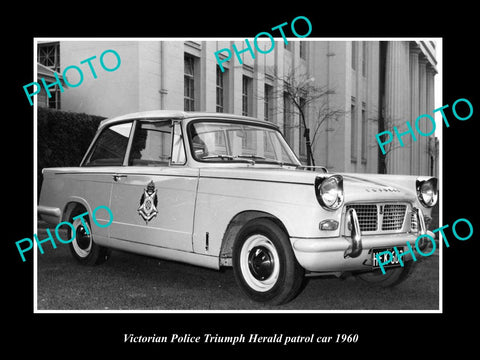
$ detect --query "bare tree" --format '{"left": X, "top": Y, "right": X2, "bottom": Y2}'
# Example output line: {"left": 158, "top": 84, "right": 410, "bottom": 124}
{"left": 371, "top": 115, "right": 409, "bottom": 173}
{"left": 261, "top": 66, "right": 345, "bottom": 167}
{"left": 309, "top": 94, "right": 345, "bottom": 155}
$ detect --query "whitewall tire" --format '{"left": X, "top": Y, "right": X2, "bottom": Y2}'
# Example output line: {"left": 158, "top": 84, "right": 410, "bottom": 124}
{"left": 68, "top": 208, "right": 110, "bottom": 265}
{"left": 232, "top": 218, "right": 305, "bottom": 305}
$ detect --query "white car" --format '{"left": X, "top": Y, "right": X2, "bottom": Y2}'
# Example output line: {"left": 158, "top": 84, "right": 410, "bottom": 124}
{"left": 38, "top": 111, "right": 438, "bottom": 305}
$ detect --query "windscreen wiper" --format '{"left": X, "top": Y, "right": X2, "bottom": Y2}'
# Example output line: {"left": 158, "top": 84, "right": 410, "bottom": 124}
{"left": 202, "top": 154, "right": 235, "bottom": 160}
{"left": 238, "top": 156, "right": 299, "bottom": 167}
{"left": 235, "top": 155, "right": 266, "bottom": 160}
{"left": 202, "top": 154, "right": 254, "bottom": 163}
{"left": 237, "top": 155, "right": 300, "bottom": 167}
{"left": 261, "top": 159, "right": 300, "bottom": 167}
{"left": 234, "top": 155, "right": 267, "bottom": 164}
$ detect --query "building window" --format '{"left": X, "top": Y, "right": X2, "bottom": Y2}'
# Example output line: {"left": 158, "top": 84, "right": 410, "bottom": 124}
{"left": 351, "top": 41, "right": 357, "bottom": 70}
{"left": 38, "top": 42, "right": 61, "bottom": 109}
{"left": 300, "top": 41, "right": 307, "bottom": 60}
{"left": 242, "top": 75, "right": 252, "bottom": 116}
{"left": 47, "top": 83, "right": 61, "bottom": 109}
{"left": 38, "top": 82, "right": 61, "bottom": 109}
{"left": 216, "top": 66, "right": 225, "bottom": 113}
{"left": 361, "top": 103, "right": 367, "bottom": 163}
{"left": 362, "top": 42, "right": 367, "bottom": 77}
{"left": 38, "top": 42, "right": 60, "bottom": 72}
{"left": 299, "top": 97, "right": 306, "bottom": 157}
{"left": 264, "top": 84, "right": 273, "bottom": 122}
{"left": 350, "top": 97, "right": 357, "bottom": 162}
{"left": 283, "top": 92, "right": 293, "bottom": 147}
{"left": 184, "top": 54, "right": 195, "bottom": 111}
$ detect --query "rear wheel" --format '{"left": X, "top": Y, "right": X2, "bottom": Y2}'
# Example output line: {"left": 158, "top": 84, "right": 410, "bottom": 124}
{"left": 232, "top": 219, "right": 305, "bottom": 305}
{"left": 69, "top": 209, "right": 110, "bottom": 265}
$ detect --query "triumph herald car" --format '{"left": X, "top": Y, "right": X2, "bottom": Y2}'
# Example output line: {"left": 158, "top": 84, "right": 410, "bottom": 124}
{"left": 38, "top": 111, "right": 438, "bottom": 305}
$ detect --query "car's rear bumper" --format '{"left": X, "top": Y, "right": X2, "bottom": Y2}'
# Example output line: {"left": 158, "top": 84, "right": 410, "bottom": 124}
{"left": 38, "top": 205, "right": 61, "bottom": 225}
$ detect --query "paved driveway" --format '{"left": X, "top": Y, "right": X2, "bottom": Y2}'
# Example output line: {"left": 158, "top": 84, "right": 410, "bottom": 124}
{"left": 36, "top": 227, "right": 439, "bottom": 311}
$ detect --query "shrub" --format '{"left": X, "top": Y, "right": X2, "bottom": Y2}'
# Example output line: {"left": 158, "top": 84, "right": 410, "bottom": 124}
{"left": 37, "top": 107, "right": 105, "bottom": 193}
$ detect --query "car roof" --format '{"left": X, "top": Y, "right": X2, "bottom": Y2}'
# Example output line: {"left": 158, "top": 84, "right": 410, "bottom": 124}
{"left": 99, "top": 110, "right": 279, "bottom": 129}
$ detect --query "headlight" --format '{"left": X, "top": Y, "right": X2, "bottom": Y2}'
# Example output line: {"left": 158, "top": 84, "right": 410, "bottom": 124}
{"left": 315, "top": 175, "right": 344, "bottom": 210}
{"left": 416, "top": 177, "right": 438, "bottom": 208}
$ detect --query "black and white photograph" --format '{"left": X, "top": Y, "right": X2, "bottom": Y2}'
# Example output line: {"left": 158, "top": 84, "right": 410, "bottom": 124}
{"left": 33, "top": 38, "right": 441, "bottom": 311}
{"left": 6, "top": 7, "right": 478, "bottom": 354}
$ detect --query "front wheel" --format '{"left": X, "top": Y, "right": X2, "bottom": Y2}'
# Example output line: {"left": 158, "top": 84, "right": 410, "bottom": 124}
{"left": 355, "top": 260, "right": 417, "bottom": 287}
{"left": 232, "top": 219, "right": 305, "bottom": 305}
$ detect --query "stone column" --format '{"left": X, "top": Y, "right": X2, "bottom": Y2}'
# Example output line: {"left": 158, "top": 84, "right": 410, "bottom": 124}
{"left": 273, "top": 40, "right": 284, "bottom": 127}
{"left": 418, "top": 55, "right": 428, "bottom": 174}
{"left": 385, "top": 41, "right": 410, "bottom": 174}
{"left": 426, "top": 64, "right": 436, "bottom": 175}
{"left": 200, "top": 41, "right": 217, "bottom": 112}
{"left": 409, "top": 44, "right": 420, "bottom": 175}
{"left": 229, "top": 40, "right": 244, "bottom": 115}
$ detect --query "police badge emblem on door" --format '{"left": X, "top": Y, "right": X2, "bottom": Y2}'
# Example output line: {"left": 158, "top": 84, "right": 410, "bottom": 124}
{"left": 138, "top": 180, "right": 158, "bottom": 224}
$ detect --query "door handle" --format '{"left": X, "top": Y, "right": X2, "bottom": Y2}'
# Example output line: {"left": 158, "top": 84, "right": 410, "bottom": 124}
{"left": 113, "top": 174, "right": 127, "bottom": 182}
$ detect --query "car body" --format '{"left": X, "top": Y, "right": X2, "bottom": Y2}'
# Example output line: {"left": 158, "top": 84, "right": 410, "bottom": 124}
{"left": 38, "top": 110, "right": 438, "bottom": 305}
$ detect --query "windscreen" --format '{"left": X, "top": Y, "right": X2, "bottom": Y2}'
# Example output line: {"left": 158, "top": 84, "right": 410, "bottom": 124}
{"left": 189, "top": 121, "right": 300, "bottom": 166}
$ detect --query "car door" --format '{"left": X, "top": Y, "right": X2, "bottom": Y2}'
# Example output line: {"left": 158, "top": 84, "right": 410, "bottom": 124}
{"left": 80, "top": 120, "right": 134, "bottom": 240}
{"left": 108, "top": 119, "right": 198, "bottom": 252}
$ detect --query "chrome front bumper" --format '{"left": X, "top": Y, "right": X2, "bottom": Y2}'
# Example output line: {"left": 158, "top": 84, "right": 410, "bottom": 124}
{"left": 292, "top": 207, "right": 429, "bottom": 272}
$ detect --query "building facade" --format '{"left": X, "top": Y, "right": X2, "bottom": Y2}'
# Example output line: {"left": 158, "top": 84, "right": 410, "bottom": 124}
{"left": 36, "top": 39, "right": 438, "bottom": 176}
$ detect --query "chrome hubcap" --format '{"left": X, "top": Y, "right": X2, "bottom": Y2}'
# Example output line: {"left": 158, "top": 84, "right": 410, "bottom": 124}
{"left": 76, "top": 225, "right": 91, "bottom": 250}
{"left": 248, "top": 246, "right": 275, "bottom": 281}
{"left": 72, "top": 218, "right": 92, "bottom": 258}
{"left": 240, "top": 234, "right": 280, "bottom": 292}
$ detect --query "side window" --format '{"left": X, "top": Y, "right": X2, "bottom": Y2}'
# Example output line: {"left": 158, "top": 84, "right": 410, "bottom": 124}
{"left": 129, "top": 121, "right": 172, "bottom": 166}
{"left": 84, "top": 122, "right": 133, "bottom": 166}
{"left": 171, "top": 121, "right": 186, "bottom": 165}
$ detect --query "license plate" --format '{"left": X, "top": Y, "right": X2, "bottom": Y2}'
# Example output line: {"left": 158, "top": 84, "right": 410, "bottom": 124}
{"left": 372, "top": 248, "right": 404, "bottom": 269}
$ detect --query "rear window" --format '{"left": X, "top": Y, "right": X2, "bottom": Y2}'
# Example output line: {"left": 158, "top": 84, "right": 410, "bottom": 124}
{"left": 83, "top": 122, "right": 133, "bottom": 166}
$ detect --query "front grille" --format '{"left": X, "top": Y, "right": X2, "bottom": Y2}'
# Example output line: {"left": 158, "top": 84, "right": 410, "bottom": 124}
{"left": 382, "top": 204, "right": 407, "bottom": 230}
{"left": 347, "top": 204, "right": 378, "bottom": 231}
{"left": 346, "top": 203, "right": 408, "bottom": 233}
